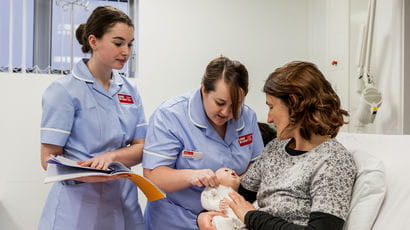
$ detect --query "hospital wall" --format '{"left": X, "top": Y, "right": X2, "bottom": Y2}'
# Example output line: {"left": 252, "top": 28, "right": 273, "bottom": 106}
{"left": 0, "top": 0, "right": 405, "bottom": 229}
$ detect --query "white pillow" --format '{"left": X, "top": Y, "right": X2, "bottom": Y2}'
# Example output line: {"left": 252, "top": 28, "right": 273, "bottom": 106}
{"left": 337, "top": 134, "right": 386, "bottom": 230}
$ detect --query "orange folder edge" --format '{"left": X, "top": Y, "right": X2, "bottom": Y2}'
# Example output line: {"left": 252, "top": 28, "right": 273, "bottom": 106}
{"left": 127, "top": 173, "right": 166, "bottom": 202}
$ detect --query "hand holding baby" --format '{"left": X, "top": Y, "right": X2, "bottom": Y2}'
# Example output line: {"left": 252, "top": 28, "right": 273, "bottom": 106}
{"left": 200, "top": 168, "right": 247, "bottom": 230}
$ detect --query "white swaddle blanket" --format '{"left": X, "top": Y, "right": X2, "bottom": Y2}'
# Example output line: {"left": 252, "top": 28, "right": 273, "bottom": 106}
{"left": 201, "top": 185, "right": 247, "bottom": 230}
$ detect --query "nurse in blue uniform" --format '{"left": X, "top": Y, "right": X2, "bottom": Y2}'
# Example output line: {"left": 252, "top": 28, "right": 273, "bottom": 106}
{"left": 39, "top": 6, "right": 146, "bottom": 230}
{"left": 142, "top": 56, "right": 264, "bottom": 230}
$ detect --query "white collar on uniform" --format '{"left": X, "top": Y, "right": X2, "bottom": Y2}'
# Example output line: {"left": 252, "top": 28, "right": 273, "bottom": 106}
{"left": 71, "top": 58, "right": 124, "bottom": 86}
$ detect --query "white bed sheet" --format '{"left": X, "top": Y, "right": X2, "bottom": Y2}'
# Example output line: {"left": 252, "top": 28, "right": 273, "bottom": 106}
{"left": 338, "top": 132, "right": 410, "bottom": 229}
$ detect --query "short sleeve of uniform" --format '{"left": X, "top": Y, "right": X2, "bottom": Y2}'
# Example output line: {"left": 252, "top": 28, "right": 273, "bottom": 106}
{"left": 41, "top": 82, "right": 74, "bottom": 146}
{"left": 132, "top": 88, "right": 147, "bottom": 140}
{"left": 310, "top": 149, "right": 357, "bottom": 220}
{"left": 142, "top": 108, "right": 183, "bottom": 169}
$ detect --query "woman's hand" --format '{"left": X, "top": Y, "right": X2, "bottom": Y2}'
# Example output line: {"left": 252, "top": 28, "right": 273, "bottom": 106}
{"left": 228, "top": 191, "right": 256, "bottom": 222}
{"left": 187, "top": 169, "right": 219, "bottom": 187}
{"left": 198, "top": 211, "right": 227, "bottom": 230}
{"left": 77, "top": 151, "right": 116, "bottom": 170}
{"left": 74, "top": 151, "right": 130, "bottom": 183}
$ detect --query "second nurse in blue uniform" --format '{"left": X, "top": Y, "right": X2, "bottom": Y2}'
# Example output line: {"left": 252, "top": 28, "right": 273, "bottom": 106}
{"left": 142, "top": 56, "right": 264, "bottom": 229}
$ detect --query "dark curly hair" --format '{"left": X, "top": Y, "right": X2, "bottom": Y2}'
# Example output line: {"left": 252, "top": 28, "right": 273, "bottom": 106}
{"left": 263, "top": 61, "right": 348, "bottom": 140}
{"left": 75, "top": 6, "right": 133, "bottom": 53}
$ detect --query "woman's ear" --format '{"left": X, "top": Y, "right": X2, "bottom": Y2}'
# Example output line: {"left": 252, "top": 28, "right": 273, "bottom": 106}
{"left": 88, "top": 34, "right": 97, "bottom": 50}
{"left": 200, "top": 85, "right": 206, "bottom": 95}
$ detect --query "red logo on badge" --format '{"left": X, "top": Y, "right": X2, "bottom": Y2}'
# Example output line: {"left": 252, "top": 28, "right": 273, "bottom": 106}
{"left": 118, "top": 94, "right": 134, "bottom": 104}
{"left": 238, "top": 133, "right": 253, "bottom": 146}
{"left": 183, "top": 151, "right": 194, "bottom": 155}
{"left": 182, "top": 150, "right": 203, "bottom": 159}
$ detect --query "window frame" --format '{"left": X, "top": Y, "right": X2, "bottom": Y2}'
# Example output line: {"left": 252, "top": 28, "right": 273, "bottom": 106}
{"left": 3, "top": 0, "right": 138, "bottom": 77}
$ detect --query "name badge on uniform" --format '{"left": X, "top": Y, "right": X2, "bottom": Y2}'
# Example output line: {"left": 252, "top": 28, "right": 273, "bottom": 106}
{"left": 118, "top": 94, "right": 134, "bottom": 104}
{"left": 182, "top": 150, "right": 203, "bottom": 159}
{"left": 238, "top": 133, "right": 253, "bottom": 146}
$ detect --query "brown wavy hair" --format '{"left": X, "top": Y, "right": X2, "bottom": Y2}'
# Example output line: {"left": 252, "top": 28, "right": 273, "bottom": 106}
{"left": 263, "top": 61, "right": 348, "bottom": 140}
{"left": 202, "top": 56, "right": 249, "bottom": 120}
{"left": 76, "top": 6, "right": 133, "bottom": 53}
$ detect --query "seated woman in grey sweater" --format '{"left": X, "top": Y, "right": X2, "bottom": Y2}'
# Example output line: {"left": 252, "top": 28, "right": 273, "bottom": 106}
{"left": 198, "top": 61, "right": 357, "bottom": 230}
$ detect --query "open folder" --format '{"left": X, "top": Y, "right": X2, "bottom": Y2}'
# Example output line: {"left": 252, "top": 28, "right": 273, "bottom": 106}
{"left": 45, "top": 155, "right": 166, "bottom": 202}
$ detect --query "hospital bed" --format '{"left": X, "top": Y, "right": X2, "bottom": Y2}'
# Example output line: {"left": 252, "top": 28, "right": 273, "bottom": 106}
{"left": 337, "top": 132, "right": 410, "bottom": 229}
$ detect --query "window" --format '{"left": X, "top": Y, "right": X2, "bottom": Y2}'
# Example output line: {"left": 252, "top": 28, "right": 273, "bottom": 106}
{"left": 1, "top": 0, "right": 137, "bottom": 77}
{"left": 0, "top": 0, "right": 34, "bottom": 72}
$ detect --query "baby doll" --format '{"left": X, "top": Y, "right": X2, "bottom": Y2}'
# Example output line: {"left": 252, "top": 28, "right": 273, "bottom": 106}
{"left": 201, "top": 168, "right": 246, "bottom": 230}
